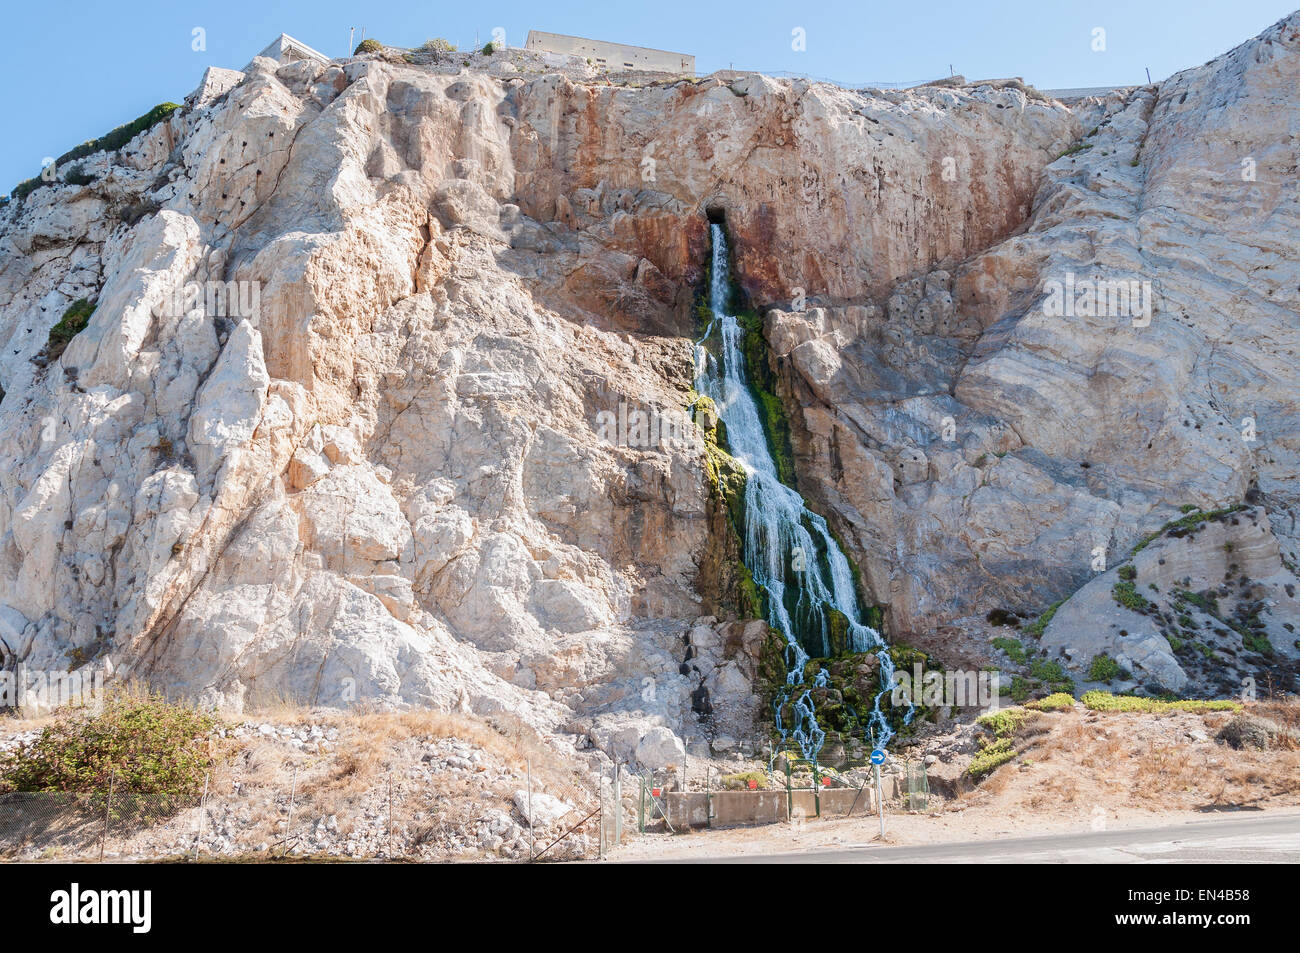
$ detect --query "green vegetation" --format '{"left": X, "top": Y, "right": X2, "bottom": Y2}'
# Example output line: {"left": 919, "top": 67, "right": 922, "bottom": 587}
{"left": 1080, "top": 690, "right": 1242, "bottom": 714}
{"left": 1241, "top": 631, "right": 1273, "bottom": 655}
{"left": 986, "top": 608, "right": 1020, "bottom": 628}
{"left": 34, "top": 297, "right": 95, "bottom": 366}
{"left": 1086, "top": 653, "right": 1124, "bottom": 681}
{"left": 1132, "top": 505, "right": 1245, "bottom": 555}
{"left": 1056, "top": 142, "right": 1093, "bottom": 159}
{"left": 1022, "top": 599, "right": 1064, "bottom": 638}
{"left": 1029, "top": 657, "right": 1074, "bottom": 694}
{"left": 720, "top": 770, "right": 769, "bottom": 790}
{"left": 967, "top": 738, "right": 1016, "bottom": 777}
{"left": 1007, "top": 675, "right": 1032, "bottom": 703}
{"left": 10, "top": 102, "right": 180, "bottom": 203}
{"left": 354, "top": 38, "right": 383, "bottom": 54}
{"left": 57, "top": 102, "right": 180, "bottom": 168}
{"left": 63, "top": 164, "right": 95, "bottom": 186}
{"left": 977, "top": 707, "right": 1031, "bottom": 737}
{"left": 481, "top": 41, "right": 498, "bottom": 55}
{"left": 992, "top": 636, "right": 1026, "bottom": 664}
{"left": 968, "top": 706, "right": 1040, "bottom": 778}
{"left": 1026, "top": 692, "right": 1076, "bottom": 711}
{"left": 1117, "top": 564, "right": 1137, "bottom": 581}
{"left": 415, "top": 38, "right": 455, "bottom": 53}
{"left": 735, "top": 309, "right": 797, "bottom": 488}
{"left": 0, "top": 690, "right": 224, "bottom": 810}
{"left": 1112, "top": 579, "right": 1155, "bottom": 613}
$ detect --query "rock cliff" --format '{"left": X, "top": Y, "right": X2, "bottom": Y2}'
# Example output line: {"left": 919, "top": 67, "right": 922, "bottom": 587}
{"left": 0, "top": 16, "right": 1296, "bottom": 766}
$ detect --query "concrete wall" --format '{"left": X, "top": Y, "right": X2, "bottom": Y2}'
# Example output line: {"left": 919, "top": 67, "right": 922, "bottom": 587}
{"left": 525, "top": 30, "right": 694, "bottom": 75}
{"left": 662, "top": 785, "right": 875, "bottom": 829}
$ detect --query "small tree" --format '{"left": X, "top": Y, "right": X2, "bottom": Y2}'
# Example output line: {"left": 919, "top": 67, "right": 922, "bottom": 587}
{"left": 0, "top": 688, "right": 224, "bottom": 814}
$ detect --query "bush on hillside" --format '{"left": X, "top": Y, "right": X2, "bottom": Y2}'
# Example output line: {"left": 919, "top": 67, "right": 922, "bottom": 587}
{"left": 0, "top": 689, "right": 223, "bottom": 807}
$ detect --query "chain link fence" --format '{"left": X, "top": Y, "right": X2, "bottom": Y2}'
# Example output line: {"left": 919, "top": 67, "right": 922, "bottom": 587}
{"left": 0, "top": 763, "right": 625, "bottom": 862}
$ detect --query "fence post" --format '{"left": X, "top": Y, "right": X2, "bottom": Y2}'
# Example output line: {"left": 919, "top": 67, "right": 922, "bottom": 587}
{"left": 612, "top": 765, "right": 621, "bottom": 847}
{"left": 99, "top": 772, "right": 113, "bottom": 862}
{"left": 284, "top": 765, "right": 298, "bottom": 858}
{"left": 785, "top": 760, "right": 792, "bottom": 819}
{"left": 638, "top": 774, "right": 646, "bottom": 834}
{"left": 526, "top": 759, "right": 534, "bottom": 861}
{"left": 813, "top": 761, "right": 821, "bottom": 818}
{"left": 387, "top": 775, "right": 394, "bottom": 860}
{"left": 193, "top": 772, "right": 209, "bottom": 862}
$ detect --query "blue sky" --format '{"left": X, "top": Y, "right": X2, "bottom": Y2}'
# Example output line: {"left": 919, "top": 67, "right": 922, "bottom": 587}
{"left": 3, "top": 0, "right": 1296, "bottom": 192}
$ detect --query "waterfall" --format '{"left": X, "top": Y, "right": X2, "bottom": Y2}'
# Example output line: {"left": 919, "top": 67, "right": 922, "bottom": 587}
{"left": 693, "top": 223, "right": 911, "bottom": 760}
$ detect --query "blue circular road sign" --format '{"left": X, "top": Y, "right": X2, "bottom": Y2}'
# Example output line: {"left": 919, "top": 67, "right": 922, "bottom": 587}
{"left": 870, "top": 747, "right": 887, "bottom": 765}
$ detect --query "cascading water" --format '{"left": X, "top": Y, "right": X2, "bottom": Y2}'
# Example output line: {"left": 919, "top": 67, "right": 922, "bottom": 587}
{"left": 694, "top": 223, "right": 912, "bottom": 761}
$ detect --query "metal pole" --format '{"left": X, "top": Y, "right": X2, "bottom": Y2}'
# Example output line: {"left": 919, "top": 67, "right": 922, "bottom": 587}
{"left": 638, "top": 774, "right": 646, "bottom": 834}
{"left": 285, "top": 765, "right": 298, "bottom": 857}
{"left": 526, "top": 759, "right": 534, "bottom": 861}
{"left": 100, "top": 773, "right": 113, "bottom": 862}
{"left": 387, "top": 775, "right": 394, "bottom": 860}
{"left": 612, "top": 765, "right": 621, "bottom": 846}
{"left": 193, "top": 772, "right": 209, "bottom": 862}
{"left": 874, "top": 763, "right": 884, "bottom": 837}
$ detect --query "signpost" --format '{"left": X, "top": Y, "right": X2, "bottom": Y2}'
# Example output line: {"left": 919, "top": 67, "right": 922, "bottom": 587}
{"left": 870, "top": 747, "right": 887, "bottom": 837}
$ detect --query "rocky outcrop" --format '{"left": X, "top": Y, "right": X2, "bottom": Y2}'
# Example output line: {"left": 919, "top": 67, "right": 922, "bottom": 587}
{"left": 768, "top": 14, "right": 1300, "bottom": 698}
{"left": 0, "top": 15, "right": 1295, "bottom": 764}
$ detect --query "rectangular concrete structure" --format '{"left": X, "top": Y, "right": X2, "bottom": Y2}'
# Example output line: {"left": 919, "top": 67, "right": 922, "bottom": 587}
{"left": 525, "top": 30, "right": 694, "bottom": 75}
{"left": 254, "top": 33, "right": 330, "bottom": 67}
{"left": 662, "top": 785, "right": 874, "bottom": 829}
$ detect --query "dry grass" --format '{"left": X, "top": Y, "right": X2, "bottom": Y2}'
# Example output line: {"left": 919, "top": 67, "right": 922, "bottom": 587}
{"left": 954, "top": 700, "right": 1300, "bottom": 818}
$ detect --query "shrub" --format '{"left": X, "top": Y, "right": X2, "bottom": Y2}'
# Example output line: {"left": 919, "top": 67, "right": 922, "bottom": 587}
{"left": 1112, "top": 580, "right": 1154, "bottom": 612}
{"left": 36, "top": 297, "right": 95, "bottom": 365}
{"left": 1026, "top": 692, "right": 1076, "bottom": 711}
{"left": 354, "top": 38, "right": 383, "bottom": 55}
{"left": 63, "top": 164, "right": 95, "bottom": 186}
{"left": 1241, "top": 631, "right": 1273, "bottom": 655}
{"left": 1216, "top": 715, "right": 1275, "bottom": 750}
{"left": 1086, "top": 653, "right": 1122, "bottom": 681}
{"left": 1023, "top": 599, "right": 1064, "bottom": 638}
{"left": 1132, "top": 505, "right": 1244, "bottom": 555}
{"left": 1080, "top": 690, "right": 1241, "bottom": 714}
{"left": 992, "top": 636, "right": 1026, "bottom": 664}
{"left": 417, "top": 38, "right": 455, "bottom": 53}
{"left": 967, "top": 737, "right": 1016, "bottom": 777}
{"left": 54, "top": 103, "right": 181, "bottom": 169}
{"left": 721, "top": 770, "right": 769, "bottom": 790}
{"left": 481, "top": 41, "right": 498, "bottom": 55}
{"left": 119, "top": 198, "right": 161, "bottom": 226}
{"left": 977, "top": 707, "right": 1030, "bottom": 737}
{"left": 0, "top": 689, "right": 223, "bottom": 808}
{"left": 1117, "top": 564, "right": 1137, "bottom": 581}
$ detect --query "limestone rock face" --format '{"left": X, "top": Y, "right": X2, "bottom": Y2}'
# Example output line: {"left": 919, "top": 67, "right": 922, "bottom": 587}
{"left": 1040, "top": 507, "right": 1300, "bottom": 695}
{"left": 0, "top": 15, "right": 1295, "bottom": 759}
{"left": 770, "top": 14, "right": 1300, "bottom": 697}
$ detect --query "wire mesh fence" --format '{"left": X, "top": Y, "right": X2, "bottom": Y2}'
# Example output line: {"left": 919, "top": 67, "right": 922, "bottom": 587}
{"left": 0, "top": 763, "right": 625, "bottom": 863}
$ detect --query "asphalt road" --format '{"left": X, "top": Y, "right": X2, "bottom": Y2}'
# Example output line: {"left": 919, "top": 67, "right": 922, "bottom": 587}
{"left": 655, "top": 811, "right": 1300, "bottom": 863}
